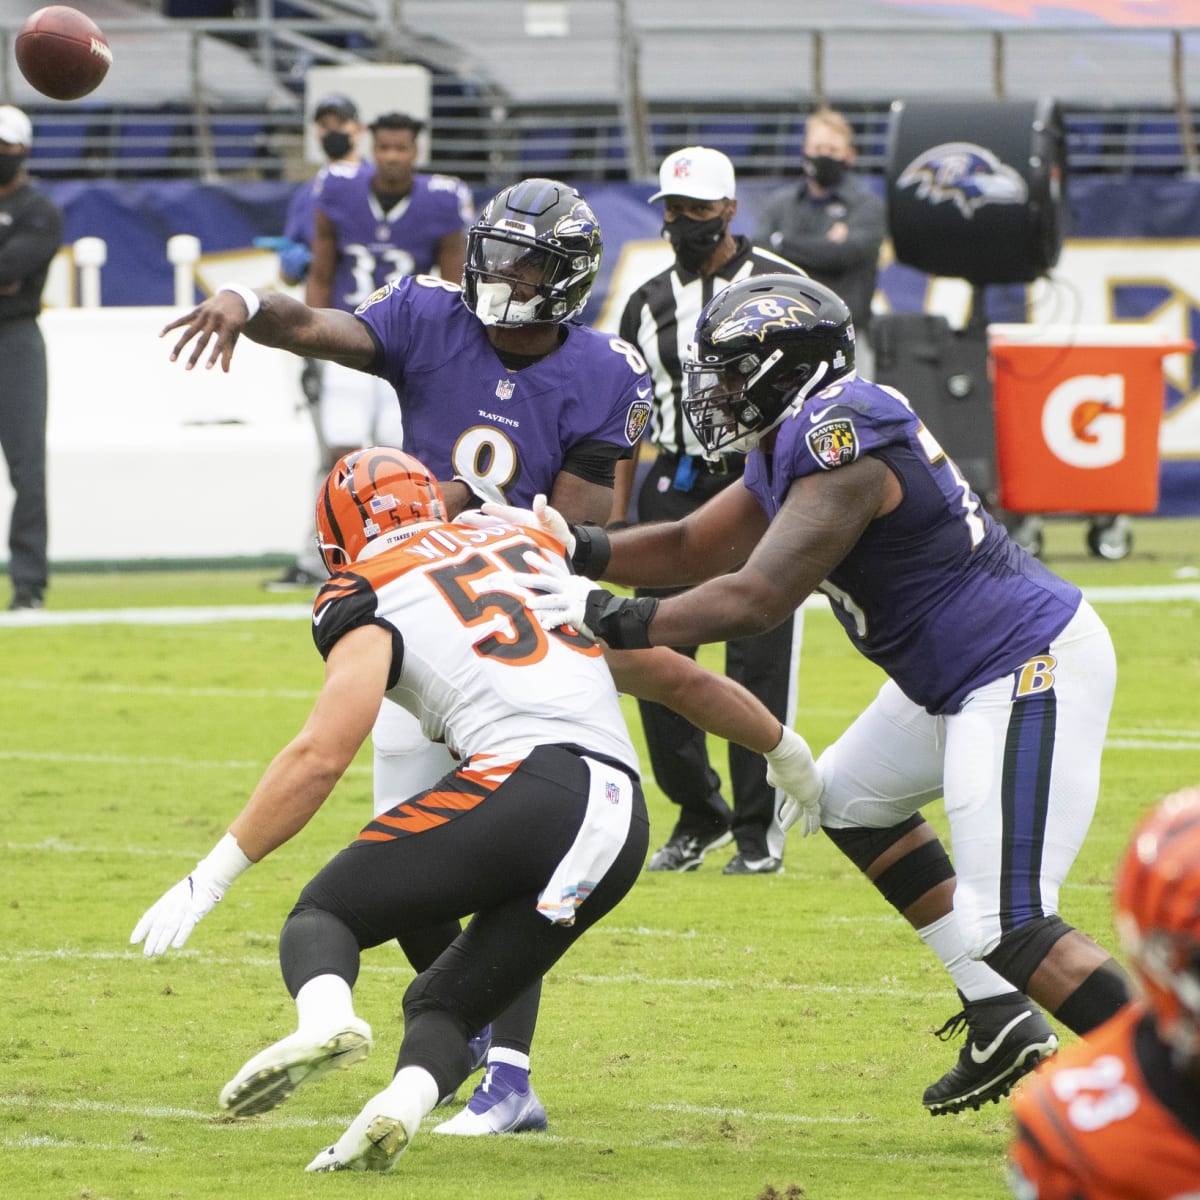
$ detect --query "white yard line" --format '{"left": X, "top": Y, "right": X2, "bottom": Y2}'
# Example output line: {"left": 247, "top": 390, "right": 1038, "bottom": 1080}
{"left": 1, "top": 582, "right": 1197, "bottom": 630}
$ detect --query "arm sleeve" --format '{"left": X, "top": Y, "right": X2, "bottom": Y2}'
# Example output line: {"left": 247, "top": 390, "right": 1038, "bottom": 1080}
{"left": 560, "top": 438, "right": 629, "bottom": 487}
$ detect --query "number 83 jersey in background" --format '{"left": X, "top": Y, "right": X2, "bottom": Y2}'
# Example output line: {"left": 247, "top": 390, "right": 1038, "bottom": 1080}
{"left": 316, "top": 168, "right": 473, "bottom": 311}
{"left": 311, "top": 519, "right": 638, "bottom": 773}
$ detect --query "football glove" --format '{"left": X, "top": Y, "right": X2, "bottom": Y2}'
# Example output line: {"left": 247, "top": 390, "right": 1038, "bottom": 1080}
{"left": 130, "top": 833, "right": 252, "bottom": 957}
{"left": 766, "top": 727, "right": 823, "bottom": 838}
{"left": 513, "top": 551, "right": 656, "bottom": 648}
{"left": 254, "top": 236, "right": 312, "bottom": 282}
{"left": 450, "top": 473, "right": 508, "bottom": 512}
{"left": 458, "top": 494, "right": 575, "bottom": 555}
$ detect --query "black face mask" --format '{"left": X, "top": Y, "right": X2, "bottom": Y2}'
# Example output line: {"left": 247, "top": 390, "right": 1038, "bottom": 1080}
{"left": 0, "top": 153, "right": 26, "bottom": 186}
{"left": 663, "top": 213, "right": 726, "bottom": 273}
{"left": 320, "top": 130, "right": 353, "bottom": 161}
{"left": 803, "top": 154, "right": 849, "bottom": 189}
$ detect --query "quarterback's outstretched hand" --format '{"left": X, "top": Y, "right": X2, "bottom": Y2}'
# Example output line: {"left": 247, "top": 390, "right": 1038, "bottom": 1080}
{"left": 160, "top": 287, "right": 259, "bottom": 374}
{"left": 458, "top": 494, "right": 575, "bottom": 554}
{"left": 130, "top": 833, "right": 252, "bottom": 957}
{"left": 766, "top": 727, "right": 823, "bottom": 837}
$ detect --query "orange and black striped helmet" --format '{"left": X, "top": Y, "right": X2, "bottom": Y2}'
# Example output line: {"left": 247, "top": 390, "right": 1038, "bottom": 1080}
{"left": 1114, "top": 784, "right": 1200, "bottom": 1057}
{"left": 315, "top": 446, "right": 446, "bottom": 572}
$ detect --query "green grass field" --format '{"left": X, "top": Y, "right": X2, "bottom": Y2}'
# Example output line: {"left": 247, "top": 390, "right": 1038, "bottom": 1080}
{"left": 2, "top": 516, "right": 1198, "bottom": 1200}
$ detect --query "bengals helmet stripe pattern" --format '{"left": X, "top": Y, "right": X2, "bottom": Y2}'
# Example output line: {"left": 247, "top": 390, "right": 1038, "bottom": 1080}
{"left": 316, "top": 446, "right": 447, "bottom": 572}
{"left": 355, "top": 756, "right": 521, "bottom": 843}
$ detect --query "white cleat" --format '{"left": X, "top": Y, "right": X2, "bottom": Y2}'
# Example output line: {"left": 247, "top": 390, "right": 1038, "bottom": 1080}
{"left": 219, "top": 1018, "right": 373, "bottom": 1118}
{"left": 305, "top": 1100, "right": 413, "bottom": 1173}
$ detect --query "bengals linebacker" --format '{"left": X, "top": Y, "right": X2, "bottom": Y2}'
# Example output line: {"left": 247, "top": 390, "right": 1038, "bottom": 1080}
{"left": 1008, "top": 786, "right": 1200, "bottom": 1199}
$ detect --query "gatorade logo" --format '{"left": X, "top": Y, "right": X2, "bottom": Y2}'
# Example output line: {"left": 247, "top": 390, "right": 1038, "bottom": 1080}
{"left": 1042, "top": 374, "right": 1126, "bottom": 468}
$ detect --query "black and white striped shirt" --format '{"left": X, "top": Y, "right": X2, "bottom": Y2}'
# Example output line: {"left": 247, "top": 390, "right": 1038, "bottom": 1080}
{"left": 616, "top": 235, "right": 805, "bottom": 458}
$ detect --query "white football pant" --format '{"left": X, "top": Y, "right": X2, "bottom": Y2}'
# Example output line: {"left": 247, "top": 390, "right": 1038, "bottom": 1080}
{"left": 816, "top": 600, "right": 1115, "bottom": 962}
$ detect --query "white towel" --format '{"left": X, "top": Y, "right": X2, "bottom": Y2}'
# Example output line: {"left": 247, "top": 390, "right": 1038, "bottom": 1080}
{"left": 536, "top": 756, "right": 633, "bottom": 926}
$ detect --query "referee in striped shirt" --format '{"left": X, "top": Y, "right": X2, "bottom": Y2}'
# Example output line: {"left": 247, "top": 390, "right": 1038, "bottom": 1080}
{"left": 615, "top": 147, "right": 807, "bottom": 876}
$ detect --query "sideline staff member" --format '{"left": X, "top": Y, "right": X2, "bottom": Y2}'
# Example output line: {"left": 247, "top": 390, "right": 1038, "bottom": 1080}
{"left": 0, "top": 105, "right": 62, "bottom": 611}
{"left": 753, "top": 108, "right": 885, "bottom": 373}
{"left": 616, "top": 146, "right": 804, "bottom": 876}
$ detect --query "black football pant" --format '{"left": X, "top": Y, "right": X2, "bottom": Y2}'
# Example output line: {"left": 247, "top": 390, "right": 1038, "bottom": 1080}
{"left": 0, "top": 318, "right": 48, "bottom": 596}
{"left": 278, "top": 744, "right": 648, "bottom": 1102}
{"left": 635, "top": 456, "right": 799, "bottom": 859}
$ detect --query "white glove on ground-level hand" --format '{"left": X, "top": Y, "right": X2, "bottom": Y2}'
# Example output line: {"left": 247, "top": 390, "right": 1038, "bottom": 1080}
{"left": 512, "top": 550, "right": 597, "bottom": 635}
{"left": 130, "top": 833, "right": 252, "bottom": 957}
{"left": 766, "top": 727, "right": 823, "bottom": 838}
{"left": 458, "top": 494, "right": 575, "bottom": 555}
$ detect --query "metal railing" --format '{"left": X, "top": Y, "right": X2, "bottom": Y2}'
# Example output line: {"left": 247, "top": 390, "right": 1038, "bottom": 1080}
{"left": 2, "top": 12, "right": 1197, "bottom": 182}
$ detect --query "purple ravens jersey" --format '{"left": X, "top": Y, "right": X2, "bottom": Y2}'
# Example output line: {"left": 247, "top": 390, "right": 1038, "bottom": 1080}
{"left": 315, "top": 170, "right": 472, "bottom": 312}
{"left": 354, "top": 275, "right": 652, "bottom": 506}
{"left": 743, "top": 376, "right": 1082, "bottom": 714}
{"left": 284, "top": 160, "right": 369, "bottom": 247}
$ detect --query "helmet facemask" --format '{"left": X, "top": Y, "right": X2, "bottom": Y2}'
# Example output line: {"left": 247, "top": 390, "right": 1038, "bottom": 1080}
{"left": 684, "top": 348, "right": 827, "bottom": 456}
{"left": 462, "top": 179, "right": 602, "bottom": 328}
{"left": 466, "top": 234, "right": 569, "bottom": 326}
{"left": 682, "top": 274, "right": 856, "bottom": 458}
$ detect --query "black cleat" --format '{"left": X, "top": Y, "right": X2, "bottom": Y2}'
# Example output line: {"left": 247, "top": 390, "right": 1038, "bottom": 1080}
{"left": 645, "top": 828, "right": 732, "bottom": 872}
{"left": 922, "top": 991, "right": 1058, "bottom": 1115}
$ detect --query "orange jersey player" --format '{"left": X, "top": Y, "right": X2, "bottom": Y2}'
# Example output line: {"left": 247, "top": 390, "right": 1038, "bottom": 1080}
{"left": 1008, "top": 785, "right": 1200, "bottom": 1200}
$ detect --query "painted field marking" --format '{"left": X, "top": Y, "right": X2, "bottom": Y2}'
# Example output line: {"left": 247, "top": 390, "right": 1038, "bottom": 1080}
{"left": 1, "top": 582, "right": 1196, "bottom": 631}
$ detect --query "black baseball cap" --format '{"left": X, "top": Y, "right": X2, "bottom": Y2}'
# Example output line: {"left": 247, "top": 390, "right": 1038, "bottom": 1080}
{"left": 313, "top": 93, "right": 358, "bottom": 122}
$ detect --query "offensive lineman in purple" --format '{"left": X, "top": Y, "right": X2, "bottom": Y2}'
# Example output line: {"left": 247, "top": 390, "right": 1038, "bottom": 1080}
{"left": 519, "top": 275, "right": 1130, "bottom": 1117}
{"left": 354, "top": 274, "right": 649, "bottom": 507}
{"left": 743, "top": 374, "right": 1081, "bottom": 714}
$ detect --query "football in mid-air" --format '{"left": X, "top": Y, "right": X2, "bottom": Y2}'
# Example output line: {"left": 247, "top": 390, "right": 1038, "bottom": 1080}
{"left": 15, "top": 6, "right": 113, "bottom": 102}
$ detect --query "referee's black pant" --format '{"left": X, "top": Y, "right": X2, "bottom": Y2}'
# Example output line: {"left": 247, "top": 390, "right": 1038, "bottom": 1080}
{"left": 635, "top": 453, "right": 800, "bottom": 861}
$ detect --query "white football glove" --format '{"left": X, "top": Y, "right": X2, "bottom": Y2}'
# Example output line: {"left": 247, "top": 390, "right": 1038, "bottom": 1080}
{"left": 130, "top": 833, "right": 252, "bottom": 957}
{"left": 511, "top": 550, "right": 599, "bottom": 636}
{"left": 457, "top": 494, "right": 575, "bottom": 555}
{"left": 766, "top": 727, "right": 823, "bottom": 838}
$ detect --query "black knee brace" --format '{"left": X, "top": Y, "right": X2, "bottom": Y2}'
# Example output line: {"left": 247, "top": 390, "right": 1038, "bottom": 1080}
{"left": 1053, "top": 961, "right": 1133, "bottom": 1036}
{"left": 983, "top": 915, "right": 1073, "bottom": 992}
{"left": 824, "top": 815, "right": 953, "bottom": 914}
{"left": 872, "top": 840, "right": 956, "bottom": 913}
{"left": 823, "top": 813, "right": 927, "bottom": 872}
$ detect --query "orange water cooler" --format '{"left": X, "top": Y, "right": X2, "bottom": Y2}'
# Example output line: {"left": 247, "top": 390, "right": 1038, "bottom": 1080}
{"left": 988, "top": 325, "right": 1192, "bottom": 520}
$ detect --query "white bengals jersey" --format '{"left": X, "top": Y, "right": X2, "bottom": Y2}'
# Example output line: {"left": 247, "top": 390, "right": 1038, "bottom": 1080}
{"left": 312, "top": 520, "right": 638, "bottom": 774}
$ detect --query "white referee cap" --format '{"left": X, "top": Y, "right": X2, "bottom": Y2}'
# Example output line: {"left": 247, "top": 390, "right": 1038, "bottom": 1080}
{"left": 0, "top": 105, "right": 32, "bottom": 148}
{"left": 649, "top": 146, "right": 736, "bottom": 203}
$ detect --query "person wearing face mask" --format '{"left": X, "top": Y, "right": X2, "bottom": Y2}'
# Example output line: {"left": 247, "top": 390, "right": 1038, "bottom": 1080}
{"left": 612, "top": 147, "right": 807, "bottom": 876}
{"left": 753, "top": 108, "right": 885, "bottom": 376}
{"left": 0, "top": 105, "right": 62, "bottom": 612}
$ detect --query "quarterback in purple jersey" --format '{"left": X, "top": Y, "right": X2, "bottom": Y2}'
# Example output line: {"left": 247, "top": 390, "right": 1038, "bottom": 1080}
{"left": 513, "top": 273, "right": 1133, "bottom": 1115}
{"left": 355, "top": 273, "right": 649, "bottom": 507}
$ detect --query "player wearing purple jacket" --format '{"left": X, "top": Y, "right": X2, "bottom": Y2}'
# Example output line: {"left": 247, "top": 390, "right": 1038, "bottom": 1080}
{"left": 512, "top": 274, "right": 1133, "bottom": 1115}
{"left": 161, "top": 184, "right": 823, "bottom": 1135}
